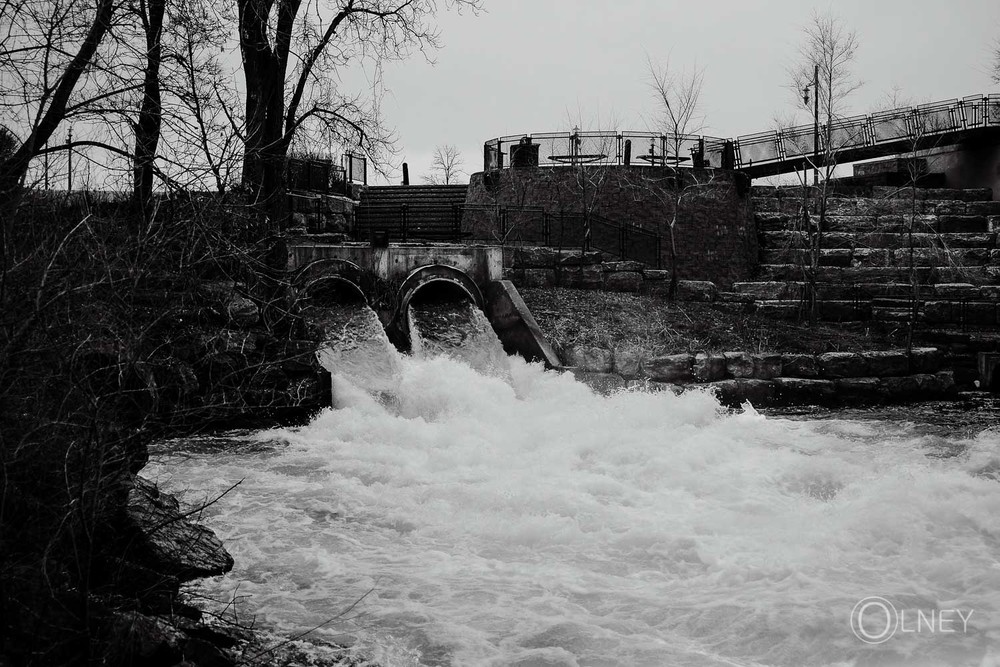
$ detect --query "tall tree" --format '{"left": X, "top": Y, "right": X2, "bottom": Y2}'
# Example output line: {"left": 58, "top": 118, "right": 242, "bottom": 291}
{"left": 647, "top": 55, "right": 706, "bottom": 293}
{"left": 236, "top": 0, "right": 482, "bottom": 222}
{"left": 789, "top": 11, "right": 862, "bottom": 322}
{"left": 0, "top": 0, "right": 119, "bottom": 202}
{"left": 132, "top": 0, "right": 166, "bottom": 212}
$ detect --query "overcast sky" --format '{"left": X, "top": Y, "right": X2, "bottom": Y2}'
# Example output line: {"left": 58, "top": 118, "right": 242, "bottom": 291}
{"left": 376, "top": 0, "right": 1000, "bottom": 185}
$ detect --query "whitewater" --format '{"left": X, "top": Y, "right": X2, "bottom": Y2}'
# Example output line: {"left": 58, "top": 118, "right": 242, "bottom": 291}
{"left": 147, "top": 306, "right": 1000, "bottom": 666}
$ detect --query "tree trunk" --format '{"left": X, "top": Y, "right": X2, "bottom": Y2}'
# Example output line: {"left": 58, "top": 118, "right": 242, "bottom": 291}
{"left": 238, "top": 0, "right": 299, "bottom": 227}
{"left": 132, "top": 0, "right": 166, "bottom": 217}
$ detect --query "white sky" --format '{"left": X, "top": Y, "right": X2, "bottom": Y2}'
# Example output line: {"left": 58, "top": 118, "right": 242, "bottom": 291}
{"left": 377, "top": 0, "right": 1000, "bottom": 185}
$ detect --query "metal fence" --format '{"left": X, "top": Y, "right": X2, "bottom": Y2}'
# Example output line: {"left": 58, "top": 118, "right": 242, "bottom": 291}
{"left": 286, "top": 157, "right": 349, "bottom": 196}
{"left": 484, "top": 93, "right": 1000, "bottom": 173}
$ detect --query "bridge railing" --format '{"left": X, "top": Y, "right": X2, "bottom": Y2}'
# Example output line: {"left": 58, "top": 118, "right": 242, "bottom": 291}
{"left": 484, "top": 93, "right": 1000, "bottom": 174}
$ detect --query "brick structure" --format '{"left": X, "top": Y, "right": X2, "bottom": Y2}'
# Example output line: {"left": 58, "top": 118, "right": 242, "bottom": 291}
{"left": 463, "top": 167, "right": 758, "bottom": 288}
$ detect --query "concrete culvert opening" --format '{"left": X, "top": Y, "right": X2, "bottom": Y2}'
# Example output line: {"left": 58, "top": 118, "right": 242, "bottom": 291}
{"left": 301, "top": 276, "right": 367, "bottom": 308}
{"left": 392, "top": 265, "right": 485, "bottom": 348}
{"left": 408, "top": 279, "right": 476, "bottom": 307}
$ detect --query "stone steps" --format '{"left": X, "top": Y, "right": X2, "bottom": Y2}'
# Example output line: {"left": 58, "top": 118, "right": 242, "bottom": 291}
{"left": 757, "top": 212, "right": 996, "bottom": 234}
{"left": 762, "top": 230, "right": 999, "bottom": 250}
{"left": 734, "top": 281, "right": 940, "bottom": 300}
{"left": 758, "top": 263, "right": 1000, "bottom": 284}
{"left": 761, "top": 247, "right": 997, "bottom": 267}
{"left": 753, "top": 295, "right": 1000, "bottom": 324}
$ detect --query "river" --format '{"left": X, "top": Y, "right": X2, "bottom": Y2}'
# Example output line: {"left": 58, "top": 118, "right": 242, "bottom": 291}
{"left": 146, "top": 303, "right": 1000, "bottom": 666}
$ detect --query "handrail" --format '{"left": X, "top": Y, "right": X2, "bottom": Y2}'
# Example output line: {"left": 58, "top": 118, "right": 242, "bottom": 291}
{"left": 483, "top": 92, "right": 1000, "bottom": 174}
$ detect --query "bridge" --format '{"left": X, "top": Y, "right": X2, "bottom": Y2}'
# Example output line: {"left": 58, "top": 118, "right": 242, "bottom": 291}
{"left": 483, "top": 93, "right": 1000, "bottom": 180}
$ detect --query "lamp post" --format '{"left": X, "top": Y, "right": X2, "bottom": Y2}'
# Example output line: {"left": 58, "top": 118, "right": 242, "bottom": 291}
{"left": 802, "top": 64, "right": 819, "bottom": 185}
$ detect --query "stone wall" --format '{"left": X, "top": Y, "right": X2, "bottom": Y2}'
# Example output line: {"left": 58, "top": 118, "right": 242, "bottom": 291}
{"left": 287, "top": 192, "right": 356, "bottom": 237}
{"left": 464, "top": 167, "right": 758, "bottom": 287}
{"left": 561, "top": 345, "right": 956, "bottom": 406}
{"left": 502, "top": 245, "right": 720, "bottom": 299}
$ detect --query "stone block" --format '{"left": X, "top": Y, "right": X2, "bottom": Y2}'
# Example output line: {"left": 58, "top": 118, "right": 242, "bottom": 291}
{"left": 563, "top": 345, "right": 613, "bottom": 373}
{"left": 558, "top": 265, "right": 603, "bottom": 289}
{"left": 641, "top": 353, "right": 693, "bottom": 383}
{"left": 733, "top": 378, "right": 777, "bottom": 406}
{"left": 733, "top": 281, "right": 804, "bottom": 300}
{"left": 612, "top": 346, "right": 643, "bottom": 378}
{"left": 522, "top": 269, "right": 556, "bottom": 288}
{"left": 643, "top": 269, "right": 669, "bottom": 281}
{"left": 511, "top": 246, "right": 558, "bottom": 268}
{"left": 693, "top": 353, "right": 727, "bottom": 382}
{"left": 862, "top": 350, "right": 909, "bottom": 377}
{"left": 933, "top": 283, "right": 979, "bottom": 298}
{"left": 773, "top": 377, "right": 837, "bottom": 404}
{"left": 882, "top": 375, "right": 921, "bottom": 399}
{"left": 980, "top": 285, "right": 1000, "bottom": 299}
{"left": 835, "top": 377, "right": 886, "bottom": 404}
{"left": 675, "top": 280, "right": 718, "bottom": 302}
{"left": 818, "top": 352, "right": 869, "bottom": 378}
{"left": 724, "top": 351, "right": 754, "bottom": 378}
{"left": 966, "top": 201, "right": 1000, "bottom": 215}
{"left": 933, "top": 201, "right": 967, "bottom": 215}
{"left": 558, "top": 250, "right": 604, "bottom": 266}
{"left": 602, "top": 261, "right": 646, "bottom": 272}
{"left": 908, "top": 348, "right": 942, "bottom": 374}
{"left": 938, "top": 215, "right": 987, "bottom": 233}
{"left": 922, "top": 300, "right": 956, "bottom": 323}
{"left": 604, "top": 271, "right": 643, "bottom": 292}
{"left": 781, "top": 353, "right": 819, "bottom": 378}
{"left": 935, "top": 370, "right": 957, "bottom": 395}
{"left": 752, "top": 353, "right": 783, "bottom": 380}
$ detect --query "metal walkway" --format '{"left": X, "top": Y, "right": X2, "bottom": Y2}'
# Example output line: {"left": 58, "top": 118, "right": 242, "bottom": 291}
{"left": 483, "top": 93, "right": 1000, "bottom": 178}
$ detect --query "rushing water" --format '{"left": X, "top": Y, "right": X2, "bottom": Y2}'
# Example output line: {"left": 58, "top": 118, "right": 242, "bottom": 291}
{"left": 408, "top": 299, "right": 511, "bottom": 381}
{"left": 314, "top": 302, "right": 402, "bottom": 394}
{"left": 148, "top": 304, "right": 1000, "bottom": 667}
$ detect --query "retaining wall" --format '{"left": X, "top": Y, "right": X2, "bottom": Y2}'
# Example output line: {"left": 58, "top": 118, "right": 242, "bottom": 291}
{"left": 560, "top": 345, "right": 956, "bottom": 406}
{"left": 464, "top": 167, "right": 758, "bottom": 287}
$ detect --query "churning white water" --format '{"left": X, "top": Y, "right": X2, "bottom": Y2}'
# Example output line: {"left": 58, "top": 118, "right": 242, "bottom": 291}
{"left": 148, "top": 312, "right": 1000, "bottom": 666}
{"left": 408, "top": 299, "right": 510, "bottom": 380}
{"left": 314, "top": 303, "right": 401, "bottom": 394}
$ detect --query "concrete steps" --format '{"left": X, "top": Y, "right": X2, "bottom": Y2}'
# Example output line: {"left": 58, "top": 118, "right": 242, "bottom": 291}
{"left": 355, "top": 184, "right": 469, "bottom": 241}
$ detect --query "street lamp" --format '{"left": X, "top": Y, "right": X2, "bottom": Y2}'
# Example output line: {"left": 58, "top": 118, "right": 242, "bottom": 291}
{"left": 802, "top": 64, "right": 819, "bottom": 185}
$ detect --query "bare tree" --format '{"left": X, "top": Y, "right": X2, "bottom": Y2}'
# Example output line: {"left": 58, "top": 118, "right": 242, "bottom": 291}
{"left": 788, "top": 11, "right": 862, "bottom": 321}
{"left": 0, "top": 0, "right": 119, "bottom": 203}
{"left": 647, "top": 55, "right": 705, "bottom": 166}
{"left": 646, "top": 55, "right": 706, "bottom": 293}
{"left": 236, "top": 0, "right": 482, "bottom": 222}
{"left": 423, "top": 144, "right": 465, "bottom": 185}
{"left": 158, "top": 0, "right": 242, "bottom": 193}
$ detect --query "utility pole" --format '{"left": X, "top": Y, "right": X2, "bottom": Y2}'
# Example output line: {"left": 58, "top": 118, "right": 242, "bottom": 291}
{"left": 67, "top": 127, "right": 73, "bottom": 191}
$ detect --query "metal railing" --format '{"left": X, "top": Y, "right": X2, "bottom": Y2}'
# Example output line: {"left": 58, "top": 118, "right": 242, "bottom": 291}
{"left": 354, "top": 203, "right": 465, "bottom": 242}
{"left": 484, "top": 93, "right": 1000, "bottom": 173}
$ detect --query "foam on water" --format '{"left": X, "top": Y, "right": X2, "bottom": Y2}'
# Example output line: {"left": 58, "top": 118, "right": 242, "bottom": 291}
{"left": 408, "top": 300, "right": 510, "bottom": 380}
{"left": 148, "top": 358, "right": 1000, "bottom": 667}
{"left": 315, "top": 303, "right": 401, "bottom": 394}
